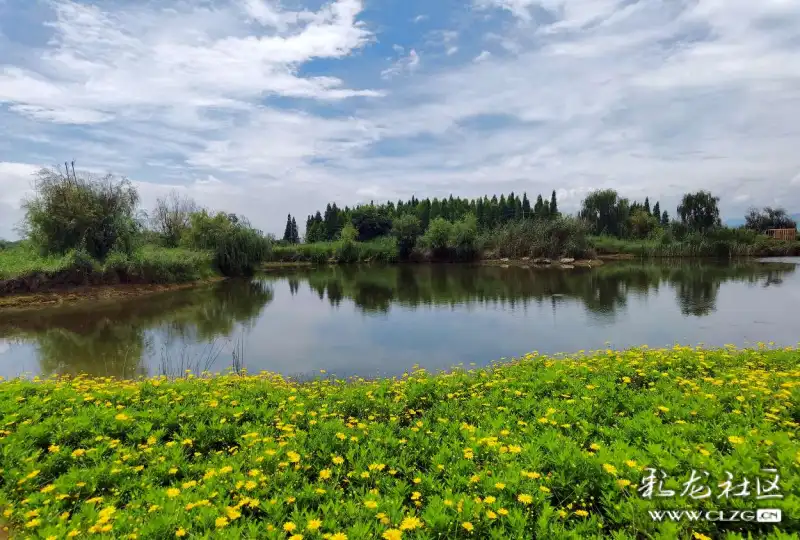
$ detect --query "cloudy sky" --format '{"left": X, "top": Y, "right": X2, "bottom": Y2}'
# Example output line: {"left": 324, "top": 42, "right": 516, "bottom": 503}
{"left": 1, "top": 0, "right": 799, "bottom": 239}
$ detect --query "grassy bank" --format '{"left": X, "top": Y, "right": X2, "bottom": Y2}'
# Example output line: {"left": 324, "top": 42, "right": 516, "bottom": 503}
{"left": 0, "top": 244, "right": 216, "bottom": 296}
{"left": 591, "top": 235, "right": 800, "bottom": 258}
{"left": 0, "top": 346, "right": 797, "bottom": 538}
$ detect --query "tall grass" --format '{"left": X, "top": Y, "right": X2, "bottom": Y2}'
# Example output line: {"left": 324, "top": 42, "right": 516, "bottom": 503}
{"left": 183, "top": 211, "right": 271, "bottom": 276}
{"left": 268, "top": 237, "right": 398, "bottom": 265}
{"left": 0, "top": 243, "right": 215, "bottom": 292}
{"left": 478, "top": 217, "right": 591, "bottom": 259}
{"left": 591, "top": 234, "right": 800, "bottom": 258}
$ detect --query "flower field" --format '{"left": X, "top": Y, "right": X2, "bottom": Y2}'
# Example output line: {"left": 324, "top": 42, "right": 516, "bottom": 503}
{"left": 0, "top": 345, "right": 798, "bottom": 539}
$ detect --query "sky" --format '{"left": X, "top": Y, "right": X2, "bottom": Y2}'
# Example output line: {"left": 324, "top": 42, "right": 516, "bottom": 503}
{"left": 1, "top": 0, "right": 799, "bottom": 239}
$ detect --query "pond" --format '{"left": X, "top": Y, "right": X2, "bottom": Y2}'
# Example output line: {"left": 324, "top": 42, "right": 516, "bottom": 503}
{"left": 1, "top": 259, "right": 799, "bottom": 379}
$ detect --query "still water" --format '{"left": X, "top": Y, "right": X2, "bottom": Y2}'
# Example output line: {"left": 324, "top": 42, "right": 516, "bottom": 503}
{"left": 1, "top": 260, "right": 799, "bottom": 379}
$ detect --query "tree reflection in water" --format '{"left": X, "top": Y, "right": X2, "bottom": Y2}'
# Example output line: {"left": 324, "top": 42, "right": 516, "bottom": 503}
{"left": 0, "top": 280, "right": 273, "bottom": 378}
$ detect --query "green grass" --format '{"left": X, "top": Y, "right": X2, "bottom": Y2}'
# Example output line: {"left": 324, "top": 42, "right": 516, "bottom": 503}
{"left": 0, "top": 345, "right": 798, "bottom": 538}
{"left": 590, "top": 235, "right": 800, "bottom": 258}
{"left": 0, "top": 244, "right": 77, "bottom": 278}
{"left": 0, "top": 243, "right": 216, "bottom": 287}
{"left": 269, "top": 237, "right": 398, "bottom": 265}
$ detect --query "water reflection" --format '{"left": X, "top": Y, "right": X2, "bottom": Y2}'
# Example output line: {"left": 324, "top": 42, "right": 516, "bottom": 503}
{"left": 276, "top": 261, "right": 797, "bottom": 317}
{"left": 0, "top": 280, "right": 273, "bottom": 378}
{"left": 0, "top": 260, "right": 797, "bottom": 379}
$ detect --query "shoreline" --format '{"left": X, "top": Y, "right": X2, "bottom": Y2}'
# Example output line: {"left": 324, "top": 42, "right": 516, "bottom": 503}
{"left": 0, "top": 278, "right": 224, "bottom": 311}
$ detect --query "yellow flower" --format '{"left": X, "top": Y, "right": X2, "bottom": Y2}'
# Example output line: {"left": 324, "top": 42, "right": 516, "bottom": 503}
{"left": 484, "top": 496, "right": 496, "bottom": 504}
{"left": 115, "top": 413, "right": 130, "bottom": 421}
{"left": 399, "top": 516, "right": 423, "bottom": 531}
{"left": 617, "top": 479, "right": 632, "bottom": 488}
{"left": 693, "top": 534, "right": 712, "bottom": 540}
{"left": 365, "top": 500, "right": 378, "bottom": 509}
{"left": 319, "top": 469, "right": 332, "bottom": 480}
{"left": 289, "top": 535, "right": 304, "bottom": 540}
{"left": 603, "top": 463, "right": 618, "bottom": 475}
{"left": 284, "top": 522, "right": 297, "bottom": 532}
{"left": 625, "top": 460, "right": 637, "bottom": 468}
{"left": 175, "top": 528, "right": 187, "bottom": 537}
{"left": 71, "top": 449, "right": 86, "bottom": 458}
{"left": 306, "top": 519, "right": 322, "bottom": 531}
{"left": 215, "top": 517, "right": 229, "bottom": 528}
{"left": 462, "top": 522, "right": 474, "bottom": 532}
{"left": 539, "top": 486, "right": 550, "bottom": 493}
{"left": 48, "top": 444, "right": 60, "bottom": 453}
{"left": 498, "top": 508, "right": 509, "bottom": 516}
{"left": 166, "top": 488, "right": 180, "bottom": 498}
{"left": 589, "top": 443, "right": 601, "bottom": 451}
{"left": 332, "top": 456, "right": 344, "bottom": 465}
{"left": 40, "top": 484, "right": 56, "bottom": 493}
{"left": 658, "top": 406, "right": 669, "bottom": 412}
{"left": 494, "top": 482, "right": 506, "bottom": 490}
{"left": 728, "top": 436, "right": 745, "bottom": 445}
{"left": 382, "top": 529, "right": 402, "bottom": 540}
{"left": 575, "top": 510, "right": 589, "bottom": 517}
{"left": 486, "top": 510, "right": 497, "bottom": 519}
{"left": 169, "top": 467, "right": 178, "bottom": 475}
{"left": 330, "top": 534, "right": 348, "bottom": 540}
{"left": 517, "top": 494, "right": 533, "bottom": 505}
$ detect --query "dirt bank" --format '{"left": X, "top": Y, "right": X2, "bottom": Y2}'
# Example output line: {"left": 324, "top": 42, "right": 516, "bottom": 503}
{"left": 0, "top": 279, "right": 223, "bottom": 311}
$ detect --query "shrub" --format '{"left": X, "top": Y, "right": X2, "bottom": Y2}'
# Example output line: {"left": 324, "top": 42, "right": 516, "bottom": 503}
{"left": 391, "top": 214, "right": 421, "bottom": 260}
{"left": 183, "top": 211, "right": 270, "bottom": 276}
{"left": 481, "top": 217, "right": 591, "bottom": 259}
{"left": 21, "top": 166, "right": 141, "bottom": 259}
{"left": 420, "top": 218, "right": 452, "bottom": 257}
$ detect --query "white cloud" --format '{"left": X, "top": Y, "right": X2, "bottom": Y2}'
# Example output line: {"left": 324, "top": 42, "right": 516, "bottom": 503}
{"left": 0, "top": 0, "right": 380, "bottom": 127}
{"left": 473, "top": 50, "right": 492, "bottom": 62}
{"left": 1, "top": 0, "right": 800, "bottom": 240}
{"left": 381, "top": 49, "right": 421, "bottom": 80}
{"left": 446, "top": 46, "right": 459, "bottom": 56}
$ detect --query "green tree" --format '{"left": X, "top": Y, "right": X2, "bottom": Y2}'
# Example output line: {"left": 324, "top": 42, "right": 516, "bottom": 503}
{"left": 521, "top": 193, "right": 531, "bottom": 218}
{"left": 661, "top": 211, "right": 669, "bottom": 226}
{"left": 652, "top": 201, "right": 660, "bottom": 221}
{"left": 22, "top": 165, "right": 141, "bottom": 259}
{"left": 350, "top": 205, "right": 392, "bottom": 241}
{"left": 282, "top": 214, "right": 294, "bottom": 243}
{"left": 643, "top": 197, "right": 651, "bottom": 216}
{"left": 744, "top": 207, "right": 797, "bottom": 233}
{"left": 533, "top": 195, "right": 544, "bottom": 219}
{"left": 579, "top": 189, "right": 630, "bottom": 237}
{"left": 290, "top": 216, "right": 300, "bottom": 244}
{"left": 629, "top": 209, "right": 660, "bottom": 239}
{"left": 677, "top": 191, "right": 721, "bottom": 233}
{"left": 391, "top": 214, "right": 421, "bottom": 260}
{"left": 550, "top": 190, "right": 559, "bottom": 217}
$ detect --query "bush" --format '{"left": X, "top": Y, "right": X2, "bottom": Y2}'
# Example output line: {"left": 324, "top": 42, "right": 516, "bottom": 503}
{"left": 420, "top": 218, "right": 452, "bottom": 258}
{"left": 480, "top": 217, "right": 591, "bottom": 259}
{"left": 183, "top": 211, "right": 270, "bottom": 276}
{"left": 391, "top": 214, "right": 421, "bottom": 260}
{"left": 21, "top": 166, "right": 141, "bottom": 259}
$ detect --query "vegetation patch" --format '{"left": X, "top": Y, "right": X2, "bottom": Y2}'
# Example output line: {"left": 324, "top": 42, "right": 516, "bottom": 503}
{"left": 0, "top": 346, "right": 797, "bottom": 538}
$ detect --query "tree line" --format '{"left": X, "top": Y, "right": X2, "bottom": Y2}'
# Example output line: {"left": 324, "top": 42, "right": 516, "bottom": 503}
{"left": 284, "top": 191, "right": 562, "bottom": 244}
{"left": 282, "top": 188, "right": 796, "bottom": 245}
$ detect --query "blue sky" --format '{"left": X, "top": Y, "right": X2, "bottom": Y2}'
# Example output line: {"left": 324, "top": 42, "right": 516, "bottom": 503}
{"left": 1, "top": 0, "right": 799, "bottom": 239}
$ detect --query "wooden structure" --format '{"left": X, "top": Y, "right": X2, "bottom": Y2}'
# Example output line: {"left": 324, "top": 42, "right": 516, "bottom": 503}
{"left": 766, "top": 228, "right": 797, "bottom": 241}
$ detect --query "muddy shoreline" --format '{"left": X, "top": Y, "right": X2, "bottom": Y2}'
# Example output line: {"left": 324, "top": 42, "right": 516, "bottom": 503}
{"left": 0, "top": 278, "right": 223, "bottom": 311}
